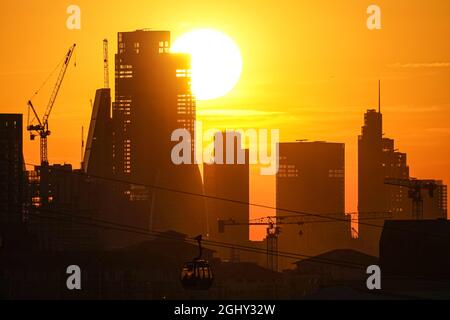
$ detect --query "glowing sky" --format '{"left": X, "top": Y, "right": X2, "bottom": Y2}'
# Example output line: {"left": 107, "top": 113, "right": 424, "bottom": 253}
{"left": 1, "top": 0, "right": 449, "bottom": 239}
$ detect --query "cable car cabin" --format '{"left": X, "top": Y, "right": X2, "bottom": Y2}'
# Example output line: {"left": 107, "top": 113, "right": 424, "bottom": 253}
{"left": 180, "top": 259, "right": 214, "bottom": 290}
{"left": 180, "top": 235, "right": 213, "bottom": 290}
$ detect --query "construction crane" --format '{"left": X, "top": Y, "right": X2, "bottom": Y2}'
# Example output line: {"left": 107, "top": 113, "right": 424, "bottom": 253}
{"left": 385, "top": 177, "right": 438, "bottom": 220}
{"left": 219, "top": 215, "right": 346, "bottom": 272}
{"left": 219, "top": 216, "right": 284, "bottom": 271}
{"left": 103, "top": 39, "right": 109, "bottom": 88}
{"left": 27, "top": 44, "right": 76, "bottom": 165}
{"left": 219, "top": 211, "right": 392, "bottom": 272}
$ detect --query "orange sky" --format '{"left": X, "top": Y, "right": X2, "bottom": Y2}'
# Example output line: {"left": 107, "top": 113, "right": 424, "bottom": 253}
{"left": 1, "top": 0, "right": 449, "bottom": 240}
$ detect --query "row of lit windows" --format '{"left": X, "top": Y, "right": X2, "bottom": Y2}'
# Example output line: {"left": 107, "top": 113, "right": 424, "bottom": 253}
{"left": 159, "top": 41, "right": 169, "bottom": 48}
{"left": 279, "top": 164, "right": 296, "bottom": 169}
{"left": 117, "top": 70, "right": 133, "bottom": 79}
{"left": 176, "top": 69, "right": 192, "bottom": 78}
{"left": 329, "top": 169, "right": 344, "bottom": 178}
{"left": 118, "top": 38, "right": 170, "bottom": 55}
{"left": 382, "top": 163, "right": 405, "bottom": 168}
{"left": 278, "top": 174, "right": 299, "bottom": 178}
{"left": 118, "top": 42, "right": 139, "bottom": 54}
{"left": 2, "top": 121, "right": 18, "bottom": 128}
{"left": 278, "top": 168, "right": 299, "bottom": 174}
{"left": 119, "top": 64, "right": 133, "bottom": 70}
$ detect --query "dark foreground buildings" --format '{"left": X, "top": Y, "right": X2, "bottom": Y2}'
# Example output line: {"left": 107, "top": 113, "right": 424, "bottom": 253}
{"left": 25, "top": 164, "right": 100, "bottom": 251}
{"left": 276, "top": 141, "right": 350, "bottom": 270}
{"left": 380, "top": 220, "right": 450, "bottom": 278}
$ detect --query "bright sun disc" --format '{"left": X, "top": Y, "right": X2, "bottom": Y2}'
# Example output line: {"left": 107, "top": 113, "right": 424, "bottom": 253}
{"left": 171, "top": 29, "right": 242, "bottom": 101}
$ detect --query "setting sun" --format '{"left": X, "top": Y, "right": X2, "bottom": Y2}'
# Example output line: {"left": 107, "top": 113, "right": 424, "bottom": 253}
{"left": 171, "top": 29, "right": 243, "bottom": 101}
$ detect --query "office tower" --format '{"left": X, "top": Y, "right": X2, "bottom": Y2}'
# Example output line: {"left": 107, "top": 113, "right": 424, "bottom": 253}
{"left": 0, "top": 114, "right": 24, "bottom": 224}
{"left": 358, "top": 108, "right": 410, "bottom": 255}
{"left": 358, "top": 109, "right": 387, "bottom": 214}
{"left": 83, "top": 88, "right": 113, "bottom": 177}
{"left": 112, "top": 30, "right": 205, "bottom": 236}
{"left": 358, "top": 108, "right": 410, "bottom": 215}
{"left": 276, "top": 141, "right": 348, "bottom": 270}
{"left": 203, "top": 131, "right": 249, "bottom": 261}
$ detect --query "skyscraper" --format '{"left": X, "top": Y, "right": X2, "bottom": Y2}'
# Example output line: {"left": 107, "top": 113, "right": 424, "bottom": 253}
{"left": 203, "top": 131, "right": 250, "bottom": 261}
{"left": 358, "top": 109, "right": 387, "bottom": 214}
{"left": 276, "top": 141, "right": 348, "bottom": 270}
{"left": 358, "top": 108, "right": 410, "bottom": 255}
{"left": 0, "top": 114, "right": 36, "bottom": 251}
{"left": 84, "top": 88, "right": 113, "bottom": 177}
{"left": 0, "top": 114, "right": 23, "bottom": 224}
{"left": 358, "top": 104, "right": 447, "bottom": 255}
{"left": 112, "top": 30, "right": 205, "bottom": 236}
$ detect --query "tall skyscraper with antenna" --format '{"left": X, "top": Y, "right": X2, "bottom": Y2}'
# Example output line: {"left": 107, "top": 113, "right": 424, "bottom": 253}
{"left": 358, "top": 82, "right": 410, "bottom": 255}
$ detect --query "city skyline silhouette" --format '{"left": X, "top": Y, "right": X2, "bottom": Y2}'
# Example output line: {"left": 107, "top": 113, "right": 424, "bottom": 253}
{"left": 1, "top": 0, "right": 449, "bottom": 301}
{"left": 2, "top": 2, "right": 449, "bottom": 241}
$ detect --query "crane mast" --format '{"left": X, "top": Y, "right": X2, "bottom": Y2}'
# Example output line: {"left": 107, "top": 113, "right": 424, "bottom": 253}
{"left": 27, "top": 44, "right": 76, "bottom": 165}
{"left": 219, "top": 211, "right": 392, "bottom": 271}
{"left": 103, "top": 39, "right": 109, "bottom": 88}
{"left": 385, "top": 177, "right": 437, "bottom": 220}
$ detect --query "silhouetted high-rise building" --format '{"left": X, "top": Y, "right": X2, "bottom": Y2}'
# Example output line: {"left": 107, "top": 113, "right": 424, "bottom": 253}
{"left": 0, "top": 114, "right": 23, "bottom": 224}
{"left": 358, "top": 109, "right": 386, "bottom": 214}
{"left": 84, "top": 88, "right": 113, "bottom": 177}
{"left": 0, "top": 114, "right": 37, "bottom": 251}
{"left": 358, "top": 106, "right": 447, "bottom": 256}
{"left": 276, "top": 141, "right": 348, "bottom": 270}
{"left": 358, "top": 110, "right": 410, "bottom": 217}
{"left": 358, "top": 108, "right": 410, "bottom": 255}
{"left": 111, "top": 30, "right": 205, "bottom": 236}
{"left": 204, "top": 131, "right": 249, "bottom": 261}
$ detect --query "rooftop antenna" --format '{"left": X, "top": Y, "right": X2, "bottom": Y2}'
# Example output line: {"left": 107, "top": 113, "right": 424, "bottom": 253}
{"left": 378, "top": 80, "right": 381, "bottom": 114}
